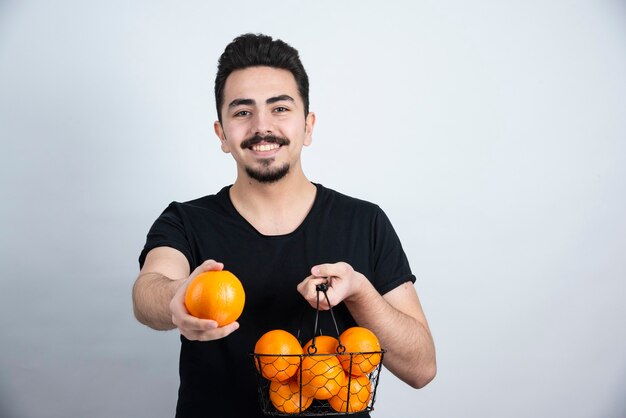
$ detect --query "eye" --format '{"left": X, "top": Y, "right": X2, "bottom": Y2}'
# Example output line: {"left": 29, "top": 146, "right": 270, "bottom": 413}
{"left": 234, "top": 110, "right": 251, "bottom": 117}
{"left": 274, "top": 106, "right": 289, "bottom": 113}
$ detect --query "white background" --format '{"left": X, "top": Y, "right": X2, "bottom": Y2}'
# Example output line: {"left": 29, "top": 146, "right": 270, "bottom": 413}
{"left": 1, "top": 1, "right": 625, "bottom": 417}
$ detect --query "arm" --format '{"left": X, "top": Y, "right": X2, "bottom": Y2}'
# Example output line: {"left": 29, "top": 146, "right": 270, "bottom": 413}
{"left": 297, "top": 262, "right": 436, "bottom": 388}
{"left": 133, "top": 247, "right": 189, "bottom": 330}
{"left": 132, "top": 247, "right": 239, "bottom": 340}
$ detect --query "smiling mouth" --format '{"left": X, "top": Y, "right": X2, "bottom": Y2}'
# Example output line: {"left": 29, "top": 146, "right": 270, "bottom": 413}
{"left": 251, "top": 143, "right": 280, "bottom": 152}
{"left": 241, "top": 134, "right": 290, "bottom": 151}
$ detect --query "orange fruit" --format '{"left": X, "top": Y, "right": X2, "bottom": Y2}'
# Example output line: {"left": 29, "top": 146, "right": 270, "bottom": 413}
{"left": 269, "top": 378, "right": 313, "bottom": 414}
{"left": 298, "top": 354, "right": 345, "bottom": 400}
{"left": 329, "top": 373, "right": 372, "bottom": 413}
{"left": 302, "top": 335, "right": 339, "bottom": 355}
{"left": 254, "top": 330, "right": 303, "bottom": 382}
{"left": 338, "top": 327, "right": 382, "bottom": 376}
{"left": 184, "top": 270, "right": 245, "bottom": 327}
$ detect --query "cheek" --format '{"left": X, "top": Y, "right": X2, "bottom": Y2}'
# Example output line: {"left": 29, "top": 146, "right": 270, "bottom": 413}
{"left": 222, "top": 125, "right": 249, "bottom": 148}
{"left": 284, "top": 121, "right": 305, "bottom": 137}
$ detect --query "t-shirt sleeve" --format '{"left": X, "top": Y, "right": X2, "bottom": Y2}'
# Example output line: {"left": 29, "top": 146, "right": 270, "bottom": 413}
{"left": 370, "top": 206, "right": 416, "bottom": 295}
{"left": 138, "top": 202, "right": 194, "bottom": 269}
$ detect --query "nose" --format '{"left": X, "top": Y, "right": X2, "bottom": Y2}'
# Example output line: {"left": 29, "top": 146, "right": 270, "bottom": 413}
{"left": 251, "top": 109, "right": 273, "bottom": 136}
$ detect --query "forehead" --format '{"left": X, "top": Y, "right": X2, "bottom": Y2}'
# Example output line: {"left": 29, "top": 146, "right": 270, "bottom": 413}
{"left": 222, "top": 66, "right": 301, "bottom": 104}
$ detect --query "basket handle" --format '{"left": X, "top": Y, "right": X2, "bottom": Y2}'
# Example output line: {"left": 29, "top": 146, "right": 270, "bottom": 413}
{"left": 307, "top": 282, "right": 346, "bottom": 355}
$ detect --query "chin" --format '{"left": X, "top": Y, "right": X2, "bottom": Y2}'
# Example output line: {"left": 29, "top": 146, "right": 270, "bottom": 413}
{"left": 245, "top": 164, "right": 290, "bottom": 183}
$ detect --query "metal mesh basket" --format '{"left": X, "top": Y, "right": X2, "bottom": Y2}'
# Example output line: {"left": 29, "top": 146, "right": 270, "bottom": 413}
{"left": 251, "top": 284, "right": 385, "bottom": 416}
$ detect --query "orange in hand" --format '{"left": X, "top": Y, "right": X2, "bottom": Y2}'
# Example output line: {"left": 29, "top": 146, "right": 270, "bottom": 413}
{"left": 254, "top": 330, "right": 303, "bottom": 382}
{"left": 184, "top": 270, "right": 245, "bottom": 327}
{"left": 338, "top": 327, "right": 382, "bottom": 376}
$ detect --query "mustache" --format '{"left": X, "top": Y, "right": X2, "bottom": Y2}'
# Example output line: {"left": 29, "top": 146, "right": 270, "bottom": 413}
{"left": 240, "top": 134, "right": 290, "bottom": 149}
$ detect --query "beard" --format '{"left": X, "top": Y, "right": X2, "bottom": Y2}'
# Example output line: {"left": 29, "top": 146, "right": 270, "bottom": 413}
{"left": 241, "top": 133, "right": 291, "bottom": 183}
{"left": 245, "top": 161, "right": 290, "bottom": 183}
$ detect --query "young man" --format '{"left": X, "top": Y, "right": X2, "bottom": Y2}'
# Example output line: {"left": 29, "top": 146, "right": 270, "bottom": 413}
{"left": 133, "top": 33, "right": 436, "bottom": 418}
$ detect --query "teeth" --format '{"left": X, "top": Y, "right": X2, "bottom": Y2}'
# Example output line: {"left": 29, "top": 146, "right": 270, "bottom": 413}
{"left": 252, "top": 143, "right": 279, "bottom": 152}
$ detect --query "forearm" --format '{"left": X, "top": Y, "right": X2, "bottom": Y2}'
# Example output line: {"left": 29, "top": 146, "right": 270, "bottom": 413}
{"left": 132, "top": 272, "right": 183, "bottom": 330}
{"left": 344, "top": 281, "right": 436, "bottom": 388}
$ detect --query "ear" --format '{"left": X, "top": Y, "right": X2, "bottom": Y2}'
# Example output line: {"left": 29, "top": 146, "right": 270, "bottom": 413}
{"left": 214, "top": 121, "right": 231, "bottom": 153}
{"left": 303, "top": 112, "right": 316, "bottom": 147}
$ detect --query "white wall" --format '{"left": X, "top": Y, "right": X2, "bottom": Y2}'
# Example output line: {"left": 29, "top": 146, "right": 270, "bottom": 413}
{"left": 1, "top": 1, "right": 625, "bottom": 417}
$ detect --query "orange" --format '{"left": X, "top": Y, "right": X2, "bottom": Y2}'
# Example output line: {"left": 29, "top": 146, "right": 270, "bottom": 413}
{"left": 254, "top": 330, "right": 303, "bottom": 382}
{"left": 269, "top": 378, "right": 313, "bottom": 414}
{"left": 298, "top": 354, "right": 345, "bottom": 400}
{"left": 184, "top": 270, "right": 245, "bottom": 327}
{"left": 338, "top": 327, "right": 382, "bottom": 376}
{"left": 302, "top": 335, "right": 339, "bottom": 355}
{"left": 329, "top": 373, "right": 372, "bottom": 413}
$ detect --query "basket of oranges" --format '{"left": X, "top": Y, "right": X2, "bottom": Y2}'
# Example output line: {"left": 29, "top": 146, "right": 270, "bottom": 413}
{"left": 251, "top": 284, "right": 385, "bottom": 415}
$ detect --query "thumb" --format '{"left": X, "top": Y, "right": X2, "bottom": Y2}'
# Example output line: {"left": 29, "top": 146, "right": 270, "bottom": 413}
{"left": 192, "top": 260, "right": 224, "bottom": 277}
{"left": 310, "top": 264, "right": 327, "bottom": 277}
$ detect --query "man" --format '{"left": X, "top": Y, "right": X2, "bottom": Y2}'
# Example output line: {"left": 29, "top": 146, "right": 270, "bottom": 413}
{"left": 133, "top": 33, "right": 436, "bottom": 418}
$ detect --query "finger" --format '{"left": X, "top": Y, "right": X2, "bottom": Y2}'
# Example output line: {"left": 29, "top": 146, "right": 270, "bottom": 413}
{"left": 297, "top": 277, "right": 335, "bottom": 310}
{"left": 171, "top": 305, "right": 218, "bottom": 329}
{"left": 311, "top": 262, "right": 351, "bottom": 278}
{"left": 297, "top": 276, "right": 328, "bottom": 299}
{"left": 192, "top": 259, "right": 224, "bottom": 277}
{"left": 185, "top": 321, "right": 240, "bottom": 342}
{"left": 205, "top": 321, "right": 240, "bottom": 340}
{"left": 297, "top": 275, "right": 327, "bottom": 291}
{"left": 296, "top": 275, "right": 311, "bottom": 294}
{"left": 180, "top": 316, "right": 219, "bottom": 332}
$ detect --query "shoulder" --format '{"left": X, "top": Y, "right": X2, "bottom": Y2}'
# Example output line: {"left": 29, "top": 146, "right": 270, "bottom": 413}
{"left": 167, "top": 186, "right": 232, "bottom": 216}
{"left": 313, "top": 184, "right": 398, "bottom": 235}
{"left": 315, "top": 183, "right": 381, "bottom": 214}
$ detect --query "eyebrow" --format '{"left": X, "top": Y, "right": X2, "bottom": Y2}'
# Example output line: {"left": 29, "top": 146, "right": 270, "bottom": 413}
{"left": 228, "top": 95, "right": 295, "bottom": 108}
{"left": 266, "top": 95, "right": 295, "bottom": 104}
{"left": 228, "top": 98, "right": 255, "bottom": 108}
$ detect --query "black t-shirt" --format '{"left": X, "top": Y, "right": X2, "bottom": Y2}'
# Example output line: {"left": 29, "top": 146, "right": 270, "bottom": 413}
{"left": 139, "top": 183, "right": 415, "bottom": 418}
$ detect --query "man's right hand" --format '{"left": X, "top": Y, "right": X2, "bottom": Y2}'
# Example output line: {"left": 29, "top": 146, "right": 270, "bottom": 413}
{"left": 169, "top": 259, "right": 241, "bottom": 341}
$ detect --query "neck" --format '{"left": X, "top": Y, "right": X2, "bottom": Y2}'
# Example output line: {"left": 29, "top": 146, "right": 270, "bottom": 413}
{"left": 229, "top": 170, "right": 317, "bottom": 236}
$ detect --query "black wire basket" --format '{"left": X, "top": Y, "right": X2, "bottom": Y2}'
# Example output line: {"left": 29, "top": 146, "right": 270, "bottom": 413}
{"left": 251, "top": 284, "right": 385, "bottom": 416}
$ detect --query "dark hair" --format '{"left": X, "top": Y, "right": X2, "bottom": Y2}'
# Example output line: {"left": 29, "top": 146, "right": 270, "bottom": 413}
{"left": 214, "top": 33, "right": 310, "bottom": 122}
